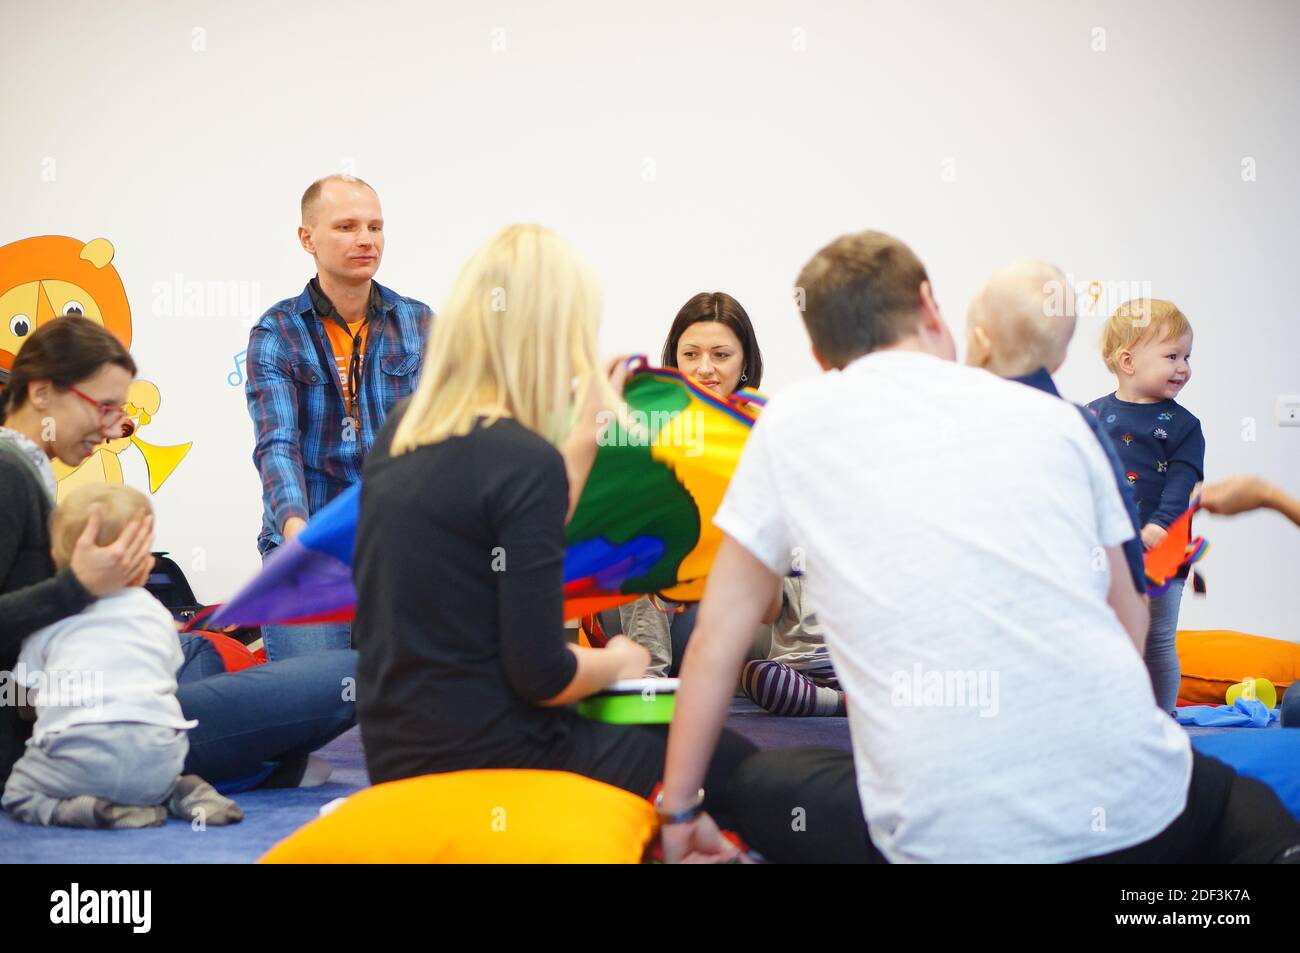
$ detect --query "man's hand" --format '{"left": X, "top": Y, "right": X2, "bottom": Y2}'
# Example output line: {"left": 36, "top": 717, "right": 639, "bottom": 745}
{"left": 282, "top": 516, "right": 308, "bottom": 541}
{"left": 1140, "top": 523, "right": 1168, "bottom": 550}
{"left": 69, "top": 508, "right": 155, "bottom": 597}
{"left": 661, "top": 812, "right": 746, "bottom": 864}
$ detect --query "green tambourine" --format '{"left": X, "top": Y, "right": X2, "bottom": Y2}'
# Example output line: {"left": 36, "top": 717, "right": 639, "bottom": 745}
{"left": 577, "top": 678, "right": 679, "bottom": 724}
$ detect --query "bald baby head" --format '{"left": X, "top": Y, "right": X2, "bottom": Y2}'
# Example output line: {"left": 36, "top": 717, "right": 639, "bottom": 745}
{"left": 966, "top": 260, "right": 1076, "bottom": 377}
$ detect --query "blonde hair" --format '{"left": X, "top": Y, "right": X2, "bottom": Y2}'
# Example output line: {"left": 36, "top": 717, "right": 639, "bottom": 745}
{"left": 968, "top": 260, "right": 1076, "bottom": 377}
{"left": 392, "top": 224, "right": 610, "bottom": 454}
{"left": 301, "top": 174, "right": 376, "bottom": 225}
{"left": 1101, "top": 299, "right": 1192, "bottom": 374}
{"left": 49, "top": 484, "right": 152, "bottom": 569}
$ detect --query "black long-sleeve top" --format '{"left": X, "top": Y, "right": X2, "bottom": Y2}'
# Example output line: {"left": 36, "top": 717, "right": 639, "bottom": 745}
{"left": 353, "top": 406, "right": 580, "bottom": 785}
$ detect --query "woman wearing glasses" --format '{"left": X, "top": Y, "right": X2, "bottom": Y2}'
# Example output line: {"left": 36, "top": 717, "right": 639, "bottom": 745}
{"left": 0, "top": 317, "right": 357, "bottom": 807}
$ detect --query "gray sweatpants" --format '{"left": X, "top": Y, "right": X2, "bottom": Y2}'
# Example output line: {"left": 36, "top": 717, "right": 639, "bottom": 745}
{"left": 2, "top": 723, "right": 188, "bottom": 826}
{"left": 618, "top": 598, "right": 676, "bottom": 677}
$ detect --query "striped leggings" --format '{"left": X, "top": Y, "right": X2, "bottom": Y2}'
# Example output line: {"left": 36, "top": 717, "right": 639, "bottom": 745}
{"left": 740, "top": 659, "right": 842, "bottom": 717}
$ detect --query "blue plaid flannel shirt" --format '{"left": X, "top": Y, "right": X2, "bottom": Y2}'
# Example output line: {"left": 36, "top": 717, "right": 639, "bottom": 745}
{"left": 245, "top": 280, "right": 432, "bottom": 554}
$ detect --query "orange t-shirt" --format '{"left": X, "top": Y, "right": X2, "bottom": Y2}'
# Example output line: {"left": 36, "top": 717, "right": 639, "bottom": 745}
{"left": 323, "top": 319, "right": 370, "bottom": 407}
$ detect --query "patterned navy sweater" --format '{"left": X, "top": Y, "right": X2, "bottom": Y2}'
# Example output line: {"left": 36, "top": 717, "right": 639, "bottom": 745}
{"left": 1086, "top": 394, "right": 1205, "bottom": 530}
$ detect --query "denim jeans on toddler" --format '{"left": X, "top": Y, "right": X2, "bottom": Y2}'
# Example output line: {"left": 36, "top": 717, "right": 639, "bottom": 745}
{"left": 1146, "top": 578, "right": 1185, "bottom": 714}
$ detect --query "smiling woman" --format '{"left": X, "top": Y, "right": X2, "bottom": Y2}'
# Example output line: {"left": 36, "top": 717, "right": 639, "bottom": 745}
{"left": 0, "top": 316, "right": 137, "bottom": 469}
{"left": 0, "top": 316, "right": 359, "bottom": 803}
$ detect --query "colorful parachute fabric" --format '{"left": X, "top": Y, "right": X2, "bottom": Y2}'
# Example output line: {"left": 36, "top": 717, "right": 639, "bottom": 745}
{"left": 207, "top": 482, "right": 361, "bottom": 629}
{"left": 208, "top": 361, "right": 763, "bottom": 629}
{"left": 1143, "top": 503, "right": 1210, "bottom": 597}
{"left": 563, "top": 361, "right": 763, "bottom": 616}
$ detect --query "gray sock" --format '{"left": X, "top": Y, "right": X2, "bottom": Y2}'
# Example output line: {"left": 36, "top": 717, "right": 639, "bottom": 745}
{"left": 51, "top": 795, "right": 166, "bottom": 829}
{"left": 167, "top": 775, "right": 243, "bottom": 825}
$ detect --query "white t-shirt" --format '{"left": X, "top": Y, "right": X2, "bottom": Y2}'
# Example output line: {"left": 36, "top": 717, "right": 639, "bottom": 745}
{"left": 713, "top": 350, "right": 1191, "bottom": 863}
{"left": 16, "top": 588, "right": 197, "bottom": 744}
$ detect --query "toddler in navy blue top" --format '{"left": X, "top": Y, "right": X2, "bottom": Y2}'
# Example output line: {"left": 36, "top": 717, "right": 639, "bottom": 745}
{"left": 1088, "top": 299, "right": 1204, "bottom": 713}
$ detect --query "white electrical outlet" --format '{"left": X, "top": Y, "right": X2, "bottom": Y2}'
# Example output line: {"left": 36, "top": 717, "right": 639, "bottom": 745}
{"left": 1278, "top": 396, "right": 1300, "bottom": 427}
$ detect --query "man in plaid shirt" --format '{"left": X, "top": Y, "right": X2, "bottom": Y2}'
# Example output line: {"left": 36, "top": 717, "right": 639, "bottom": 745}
{"left": 245, "top": 175, "right": 432, "bottom": 659}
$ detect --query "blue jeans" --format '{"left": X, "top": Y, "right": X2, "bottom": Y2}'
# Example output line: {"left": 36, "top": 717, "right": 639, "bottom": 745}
{"left": 261, "top": 621, "right": 352, "bottom": 662}
{"left": 1146, "top": 579, "right": 1185, "bottom": 714}
{"left": 258, "top": 549, "right": 352, "bottom": 661}
{"left": 175, "top": 635, "right": 357, "bottom": 787}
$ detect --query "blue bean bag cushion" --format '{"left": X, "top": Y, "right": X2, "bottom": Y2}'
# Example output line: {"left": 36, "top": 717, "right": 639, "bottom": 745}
{"left": 1192, "top": 730, "right": 1300, "bottom": 820}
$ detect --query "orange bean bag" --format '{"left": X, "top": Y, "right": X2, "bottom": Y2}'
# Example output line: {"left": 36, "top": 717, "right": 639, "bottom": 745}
{"left": 259, "top": 769, "right": 659, "bottom": 864}
{"left": 1177, "top": 630, "right": 1300, "bottom": 705}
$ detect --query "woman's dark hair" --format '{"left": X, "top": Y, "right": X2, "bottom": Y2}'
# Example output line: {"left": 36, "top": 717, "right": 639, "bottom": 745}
{"left": 0, "top": 317, "right": 136, "bottom": 423}
{"left": 660, "top": 291, "right": 763, "bottom": 389}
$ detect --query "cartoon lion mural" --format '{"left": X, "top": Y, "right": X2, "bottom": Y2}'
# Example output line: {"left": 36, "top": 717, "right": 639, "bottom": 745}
{"left": 0, "top": 235, "right": 191, "bottom": 499}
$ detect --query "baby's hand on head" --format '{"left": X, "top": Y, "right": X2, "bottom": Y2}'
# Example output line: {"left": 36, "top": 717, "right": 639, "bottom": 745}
{"left": 1140, "top": 523, "right": 1168, "bottom": 550}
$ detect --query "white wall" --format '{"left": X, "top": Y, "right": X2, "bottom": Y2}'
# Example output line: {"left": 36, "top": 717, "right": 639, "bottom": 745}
{"left": 4, "top": 0, "right": 1297, "bottom": 637}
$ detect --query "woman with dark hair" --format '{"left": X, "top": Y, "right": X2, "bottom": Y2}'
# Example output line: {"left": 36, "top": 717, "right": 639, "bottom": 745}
{"left": 613, "top": 293, "right": 765, "bottom": 676}
{"left": 0, "top": 317, "right": 357, "bottom": 812}
{"left": 619, "top": 292, "right": 844, "bottom": 715}
{"left": 660, "top": 291, "right": 763, "bottom": 395}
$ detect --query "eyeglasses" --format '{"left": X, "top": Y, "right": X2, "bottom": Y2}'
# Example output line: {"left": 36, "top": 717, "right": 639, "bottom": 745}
{"left": 68, "top": 387, "right": 136, "bottom": 437}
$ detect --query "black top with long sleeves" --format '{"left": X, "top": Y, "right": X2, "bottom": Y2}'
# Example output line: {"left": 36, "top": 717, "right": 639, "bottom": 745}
{"left": 353, "top": 407, "right": 580, "bottom": 785}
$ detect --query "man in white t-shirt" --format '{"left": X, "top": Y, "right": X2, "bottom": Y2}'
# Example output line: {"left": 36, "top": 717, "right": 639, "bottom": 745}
{"left": 657, "top": 231, "right": 1300, "bottom": 864}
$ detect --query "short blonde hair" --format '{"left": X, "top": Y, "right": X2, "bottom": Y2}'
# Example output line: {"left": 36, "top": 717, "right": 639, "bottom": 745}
{"left": 49, "top": 484, "right": 152, "bottom": 569}
{"left": 967, "top": 260, "right": 1076, "bottom": 377}
{"left": 1100, "top": 299, "right": 1192, "bottom": 374}
{"left": 301, "top": 174, "right": 376, "bottom": 225}
{"left": 391, "top": 224, "right": 612, "bottom": 453}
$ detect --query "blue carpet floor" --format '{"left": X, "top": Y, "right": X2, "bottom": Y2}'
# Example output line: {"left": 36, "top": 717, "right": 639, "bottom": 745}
{"left": 0, "top": 724, "right": 369, "bottom": 864}
{"left": 0, "top": 699, "right": 852, "bottom": 863}
{"left": 0, "top": 701, "right": 1264, "bottom": 863}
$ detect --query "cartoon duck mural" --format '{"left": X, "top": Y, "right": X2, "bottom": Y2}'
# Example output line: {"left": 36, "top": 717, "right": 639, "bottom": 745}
{"left": 0, "top": 235, "right": 192, "bottom": 500}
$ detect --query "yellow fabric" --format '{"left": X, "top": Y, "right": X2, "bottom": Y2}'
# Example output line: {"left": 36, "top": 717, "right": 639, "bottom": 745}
{"left": 649, "top": 397, "right": 756, "bottom": 602}
{"left": 258, "top": 769, "right": 659, "bottom": 864}
{"left": 323, "top": 319, "right": 369, "bottom": 405}
{"left": 1177, "top": 630, "right": 1300, "bottom": 705}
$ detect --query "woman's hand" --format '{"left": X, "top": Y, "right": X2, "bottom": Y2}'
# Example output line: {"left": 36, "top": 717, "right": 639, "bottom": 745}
{"left": 564, "top": 355, "right": 637, "bottom": 523}
{"left": 661, "top": 812, "right": 745, "bottom": 864}
{"left": 578, "top": 354, "right": 635, "bottom": 445}
{"left": 540, "top": 637, "right": 651, "bottom": 707}
{"left": 1199, "top": 475, "right": 1274, "bottom": 516}
{"left": 69, "top": 508, "right": 155, "bottom": 597}
{"left": 604, "top": 635, "right": 651, "bottom": 680}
